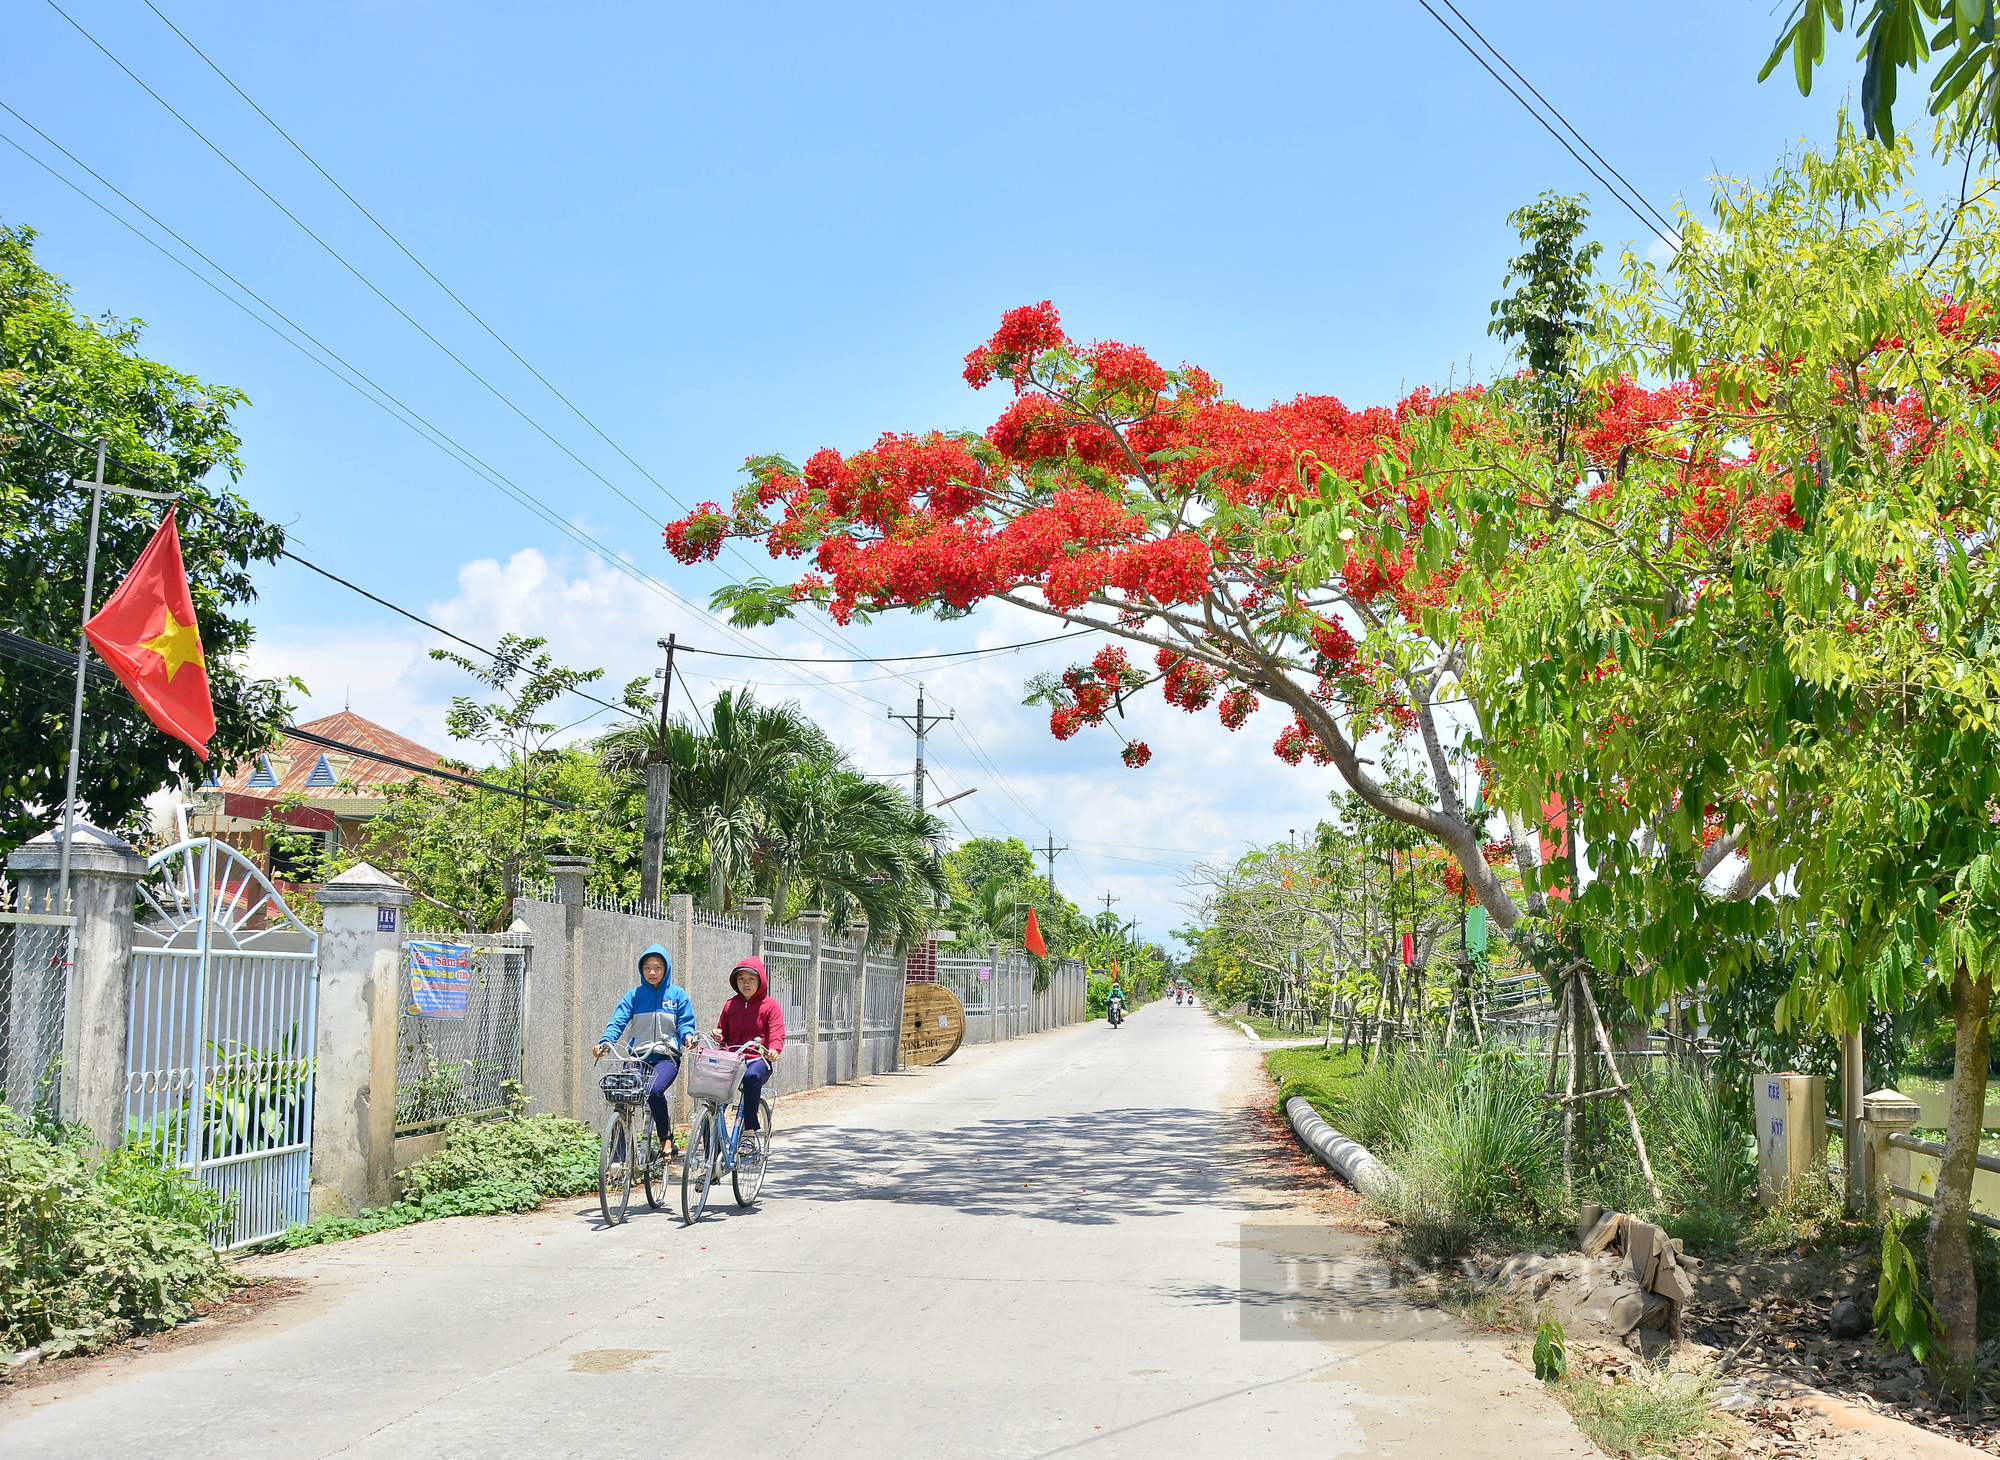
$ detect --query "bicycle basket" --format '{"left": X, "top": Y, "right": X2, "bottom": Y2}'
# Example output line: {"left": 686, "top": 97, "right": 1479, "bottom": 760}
{"left": 599, "top": 1067, "right": 649, "bottom": 1102}
{"left": 687, "top": 1048, "right": 746, "bottom": 1103}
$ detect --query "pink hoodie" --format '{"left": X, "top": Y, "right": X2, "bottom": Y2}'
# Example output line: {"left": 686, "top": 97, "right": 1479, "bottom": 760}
{"left": 716, "top": 955, "right": 785, "bottom": 1055}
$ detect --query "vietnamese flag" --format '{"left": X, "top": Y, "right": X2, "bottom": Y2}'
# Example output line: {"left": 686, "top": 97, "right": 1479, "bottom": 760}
{"left": 83, "top": 509, "right": 215, "bottom": 759}
{"left": 1022, "top": 906, "right": 1047, "bottom": 958}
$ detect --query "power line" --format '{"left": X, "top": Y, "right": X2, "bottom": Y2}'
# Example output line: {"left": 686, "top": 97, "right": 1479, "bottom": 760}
{"left": 678, "top": 630, "right": 1094, "bottom": 665}
{"left": 43, "top": 0, "right": 668, "bottom": 532}
{"left": 0, "top": 628, "right": 576, "bottom": 808}
{"left": 135, "top": 0, "right": 685, "bottom": 518}
{"left": 0, "top": 117, "right": 909, "bottom": 722}
{"left": 55, "top": 1, "right": 977, "bottom": 712}
{"left": 1409, "top": 0, "right": 1679, "bottom": 250}
{"left": 1427, "top": 0, "right": 1680, "bottom": 244}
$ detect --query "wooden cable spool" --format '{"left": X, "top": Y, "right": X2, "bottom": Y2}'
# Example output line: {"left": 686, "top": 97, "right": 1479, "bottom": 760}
{"left": 901, "top": 981, "right": 966, "bottom": 1065}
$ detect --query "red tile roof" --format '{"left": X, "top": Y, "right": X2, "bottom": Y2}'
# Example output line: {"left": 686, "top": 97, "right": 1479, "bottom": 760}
{"left": 213, "top": 711, "right": 448, "bottom": 800}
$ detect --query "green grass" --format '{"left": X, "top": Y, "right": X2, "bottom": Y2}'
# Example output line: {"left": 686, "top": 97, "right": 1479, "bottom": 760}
{"left": 1265, "top": 1044, "right": 1368, "bottom": 1117}
{"left": 256, "top": 1113, "right": 600, "bottom": 1251}
{"left": 1229, "top": 1011, "right": 1332, "bottom": 1042}
{"left": 1554, "top": 1364, "right": 1728, "bottom": 1458}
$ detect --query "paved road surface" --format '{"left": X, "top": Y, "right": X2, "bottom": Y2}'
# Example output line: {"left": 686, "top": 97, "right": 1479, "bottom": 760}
{"left": 1, "top": 1002, "right": 1585, "bottom": 1458}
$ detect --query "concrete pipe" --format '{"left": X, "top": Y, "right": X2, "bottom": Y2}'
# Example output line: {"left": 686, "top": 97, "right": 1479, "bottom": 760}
{"left": 1284, "top": 1095, "right": 1397, "bottom": 1205}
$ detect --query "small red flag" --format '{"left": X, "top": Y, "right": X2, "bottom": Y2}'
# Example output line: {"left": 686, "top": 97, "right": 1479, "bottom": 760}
{"left": 84, "top": 509, "right": 215, "bottom": 760}
{"left": 1401, "top": 932, "right": 1415, "bottom": 965}
{"left": 1022, "top": 907, "right": 1047, "bottom": 958}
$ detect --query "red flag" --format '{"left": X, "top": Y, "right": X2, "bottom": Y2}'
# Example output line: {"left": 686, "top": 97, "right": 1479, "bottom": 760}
{"left": 1022, "top": 907, "right": 1047, "bottom": 958}
{"left": 84, "top": 509, "right": 215, "bottom": 759}
{"left": 1401, "top": 931, "right": 1415, "bottom": 965}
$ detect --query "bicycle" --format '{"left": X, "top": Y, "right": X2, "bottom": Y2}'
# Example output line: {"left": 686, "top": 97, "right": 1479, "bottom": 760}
{"left": 594, "top": 1040, "right": 678, "bottom": 1226}
{"left": 680, "top": 1036, "right": 774, "bottom": 1225}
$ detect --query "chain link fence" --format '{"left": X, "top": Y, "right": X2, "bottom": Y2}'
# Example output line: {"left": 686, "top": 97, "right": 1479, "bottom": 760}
{"left": 395, "top": 932, "right": 531, "bottom": 1132}
{"left": 0, "top": 911, "right": 75, "bottom": 1117}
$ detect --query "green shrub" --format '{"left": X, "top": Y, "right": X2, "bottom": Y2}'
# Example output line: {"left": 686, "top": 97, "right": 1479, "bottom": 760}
{"left": 1379, "top": 1052, "right": 1563, "bottom": 1261}
{"left": 1643, "top": 1067, "right": 1755, "bottom": 1249}
{"left": 0, "top": 1106, "right": 232, "bottom": 1356}
{"left": 258, "top": 1114, "right": 598, "bottom": 1252}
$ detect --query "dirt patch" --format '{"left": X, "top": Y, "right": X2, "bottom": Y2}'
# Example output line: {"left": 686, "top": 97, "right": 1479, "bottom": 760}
{"left": 1, "top": 1277, "right": 308, "bottom": 1401}
{"left": 568, "top": 1348, "right": 667, "bottom": 1373}
{"left": 1217, "top": 1035, "right": 1368, "bottom": 1225}
{"left": 1683, "top": 1249, "right": 1998, "bottom": 1454}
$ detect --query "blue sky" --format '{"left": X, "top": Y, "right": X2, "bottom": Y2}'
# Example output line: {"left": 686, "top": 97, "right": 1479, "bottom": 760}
{"left": 0, "top": 0, "right": 1919, "bottom": 940}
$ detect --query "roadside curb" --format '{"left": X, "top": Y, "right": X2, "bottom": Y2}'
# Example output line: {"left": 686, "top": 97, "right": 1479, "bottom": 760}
{"left": 1283, "top": 1094, "right": 1395, "bottom": 1204}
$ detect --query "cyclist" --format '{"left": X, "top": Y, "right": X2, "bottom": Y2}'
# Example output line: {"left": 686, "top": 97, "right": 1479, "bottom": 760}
{"left": 712, "top": 955, "right": 784, "bottom": 1132}
{"left": 594, "top": 943, "right": 698, "bottom": 1148}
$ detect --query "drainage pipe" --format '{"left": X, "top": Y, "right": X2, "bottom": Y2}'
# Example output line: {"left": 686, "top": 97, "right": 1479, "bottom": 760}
{"left": 1284, "top": 1095, "right": 1396, "bottom": 1204}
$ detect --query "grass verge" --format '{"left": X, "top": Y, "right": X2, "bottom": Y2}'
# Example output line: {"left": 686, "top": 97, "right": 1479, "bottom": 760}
{"left": 1552, "top": 1364, "right": 1729, "bottom": 1458}
{"left": 256, "top": 1113, "right": 599, "bottom": 1251}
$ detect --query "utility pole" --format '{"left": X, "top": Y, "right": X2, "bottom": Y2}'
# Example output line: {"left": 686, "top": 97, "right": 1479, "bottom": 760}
{"left": 1041, "top": 833, "right": 1067, "bottom": 910}
{"left": 640, "top": 634, "right": 676, "bottom": 907}
{"left": 888, "top": 684, "right": 953, "bottom": 811}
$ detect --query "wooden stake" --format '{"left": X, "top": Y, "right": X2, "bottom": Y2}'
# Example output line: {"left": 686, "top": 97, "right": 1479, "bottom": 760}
{"left": 1578, "top": 972, "right": 1664, "bottom": 1206}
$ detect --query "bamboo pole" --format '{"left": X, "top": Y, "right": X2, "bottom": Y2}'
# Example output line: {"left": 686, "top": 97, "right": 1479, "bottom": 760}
{"left": 1578, "top": 972, "right": 1664, "bottom": 1207}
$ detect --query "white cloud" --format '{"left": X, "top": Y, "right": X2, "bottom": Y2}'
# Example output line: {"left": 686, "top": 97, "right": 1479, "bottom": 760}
{"left": 250, "top": 547, "right": 1367, "bottom": 946}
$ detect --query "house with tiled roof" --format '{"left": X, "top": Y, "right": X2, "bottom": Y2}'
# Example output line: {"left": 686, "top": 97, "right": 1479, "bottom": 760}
{"left": 191, "top": 711, "right": 447, "bottom": 883}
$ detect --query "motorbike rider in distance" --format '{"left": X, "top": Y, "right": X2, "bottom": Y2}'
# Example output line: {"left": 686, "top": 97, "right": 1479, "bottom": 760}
{"left": 1107, "top": 981, "right": 1126, "bottom": 1027}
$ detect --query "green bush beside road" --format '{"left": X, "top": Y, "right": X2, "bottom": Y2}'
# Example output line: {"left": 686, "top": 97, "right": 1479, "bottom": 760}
{"left": 258, "top": 1113, "right": 599, "bottom": 1252}
{"left": 0, "top": 1107, "right": 233, "bottom": 1357}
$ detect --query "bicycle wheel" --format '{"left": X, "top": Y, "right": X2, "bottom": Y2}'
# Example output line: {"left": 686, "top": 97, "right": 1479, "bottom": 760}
{"left": 732, "top": 1099, "right": 773, "bottom": 1207}
{"left": 599, "top": 1110, "right": 633, "bottom": 1226}
{"left": 639, "top": 1121, "right": 666, "bottom": 1210}
{"left": 681, "top": 1107, "right": 716, "bottom": 1226}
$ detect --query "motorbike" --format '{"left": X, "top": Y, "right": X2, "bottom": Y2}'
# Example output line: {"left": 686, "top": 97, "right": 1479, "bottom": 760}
{"left": 1108, "top": 1001, "right": 1124, "bottom": 1028}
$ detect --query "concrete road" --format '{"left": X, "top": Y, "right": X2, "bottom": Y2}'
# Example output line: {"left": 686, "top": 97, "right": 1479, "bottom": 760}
{"left": 1, "top": 1002, "right": 1587, "bottom": 1459}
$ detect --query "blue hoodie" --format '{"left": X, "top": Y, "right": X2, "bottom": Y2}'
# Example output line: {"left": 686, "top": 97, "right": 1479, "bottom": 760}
{"left": 601, "top": 943, "right": 698, "bottom": 1060}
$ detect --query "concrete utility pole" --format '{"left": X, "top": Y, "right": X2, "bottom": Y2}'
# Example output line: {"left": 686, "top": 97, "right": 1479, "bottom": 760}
{"left": 888, "top": 684, "right": 953, "bottom": 810}
{"left": 1041, "top": 833, "right": 1067, "bottom": 908}
{"left": 640, "top": 634, "right": 676, "bottom": 907}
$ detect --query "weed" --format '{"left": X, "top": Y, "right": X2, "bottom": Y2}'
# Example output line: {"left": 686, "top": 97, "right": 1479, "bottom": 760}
{"left": 1554, "top": 1363, "right": 1726, "bottom": 1458}
{"left": 1534, "top": 1316, "right": 1568, "bottom": 1381}
{"left": 256, "top": 1113, "right": 598, "bottom": 1251}
{"left": 0, "top": 1106, "right": 232, "bottom": 1356}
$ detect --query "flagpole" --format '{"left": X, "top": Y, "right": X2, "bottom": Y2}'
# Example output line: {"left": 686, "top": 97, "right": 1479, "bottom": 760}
{"left": 57, "top": 440, "right": 108, "bottom": 914}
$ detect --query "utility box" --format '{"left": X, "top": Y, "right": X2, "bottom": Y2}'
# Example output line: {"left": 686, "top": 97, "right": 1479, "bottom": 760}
{"left": 1754, "top": 1072, "right": 1829, "bottom": 1208}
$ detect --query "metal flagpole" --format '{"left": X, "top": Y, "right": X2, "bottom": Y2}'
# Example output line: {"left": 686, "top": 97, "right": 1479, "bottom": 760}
{"left": 56, "top": 441, "right": 109, "bottom": 914}
{"left": 55, "top": 442, "right": 182, "bottom": 913}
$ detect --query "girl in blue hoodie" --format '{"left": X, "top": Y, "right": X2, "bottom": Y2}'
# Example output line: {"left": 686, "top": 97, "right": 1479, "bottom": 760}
{"left": 595, "top": 943, "right": 698, "bottom": 1146}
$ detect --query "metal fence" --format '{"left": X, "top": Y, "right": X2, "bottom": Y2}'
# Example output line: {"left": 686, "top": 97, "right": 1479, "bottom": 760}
{"left": 862, "top": 945, "right": 903, "bottom": 1035}
{"left": 763, "top": 926, "right": 811, "bottom": 1038}
{"left": 936, "top": 955, "right": 990, "bottom": 1017}
{"left": 395, "top": 933, "right": 531, "bottom": 1133}
{"left": 820, "top": 936, "right": 858, "bottom": 1037}
{"left": 0, "top": 911, "right": 76, "bottom": 1117}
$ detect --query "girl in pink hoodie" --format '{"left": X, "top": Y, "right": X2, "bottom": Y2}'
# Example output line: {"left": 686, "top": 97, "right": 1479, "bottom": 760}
{"left": 713, "top": 955, "right": 784, "bottom": 1129}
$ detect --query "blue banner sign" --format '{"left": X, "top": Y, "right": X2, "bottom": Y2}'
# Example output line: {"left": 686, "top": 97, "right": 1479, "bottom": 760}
{"left": 408, "top": 941, "right": 473, "bottom": 1019}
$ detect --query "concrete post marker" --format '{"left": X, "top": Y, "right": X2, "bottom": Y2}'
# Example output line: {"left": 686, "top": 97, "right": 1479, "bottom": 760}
{"left": 312, "top": 862, "right": 413, "bottom": 1216}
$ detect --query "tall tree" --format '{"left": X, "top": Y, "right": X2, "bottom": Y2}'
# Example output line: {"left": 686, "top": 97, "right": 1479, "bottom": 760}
{"left": 0, "top": 220, "right": 290, "bottom": 858}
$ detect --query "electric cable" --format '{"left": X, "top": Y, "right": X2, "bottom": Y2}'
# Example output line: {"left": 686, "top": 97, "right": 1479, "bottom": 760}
{"left": 1409, "top": 0, "right": 1679, "bottom": 250}
{"left": 0, "top": 119, "right": 905, "bottom": 720}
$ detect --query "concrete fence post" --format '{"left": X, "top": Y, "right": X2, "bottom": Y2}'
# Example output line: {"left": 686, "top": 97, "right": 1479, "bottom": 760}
{"left": 547, "top": 855, "right": 594, "bottom": 1120}
{"left": 1862, "top": 1087, "right": 1922, "bottom": 1217}
{"left": 849, "top": 918, "right": 869, "bottom": 1079}
{"left": 743, "top": 897, "right": 771, "bottom": 960}
{"left": 6, "top": 822, "right": 146, "bottom": 1146}
{"left": 669, "top": 893, "right": 694, "bottom": 1124}
{"left": 986, "top": 941, "right": 1000, "bottom": 1045}
{"left": 312, "top": 863, "right": 412, "bottom": 1216}
{"left": 798, "top": 911, "right": 825, "bottom": 1087}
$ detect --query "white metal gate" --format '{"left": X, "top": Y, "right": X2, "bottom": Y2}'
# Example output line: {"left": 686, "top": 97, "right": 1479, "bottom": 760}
{"left": 127, "top": 837, "right": 318, "bottom": 1248}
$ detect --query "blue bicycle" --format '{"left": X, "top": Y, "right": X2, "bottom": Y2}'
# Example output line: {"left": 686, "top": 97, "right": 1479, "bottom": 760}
{"left": 680, "top": 1036, "right": 773, "bottom": 1225}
